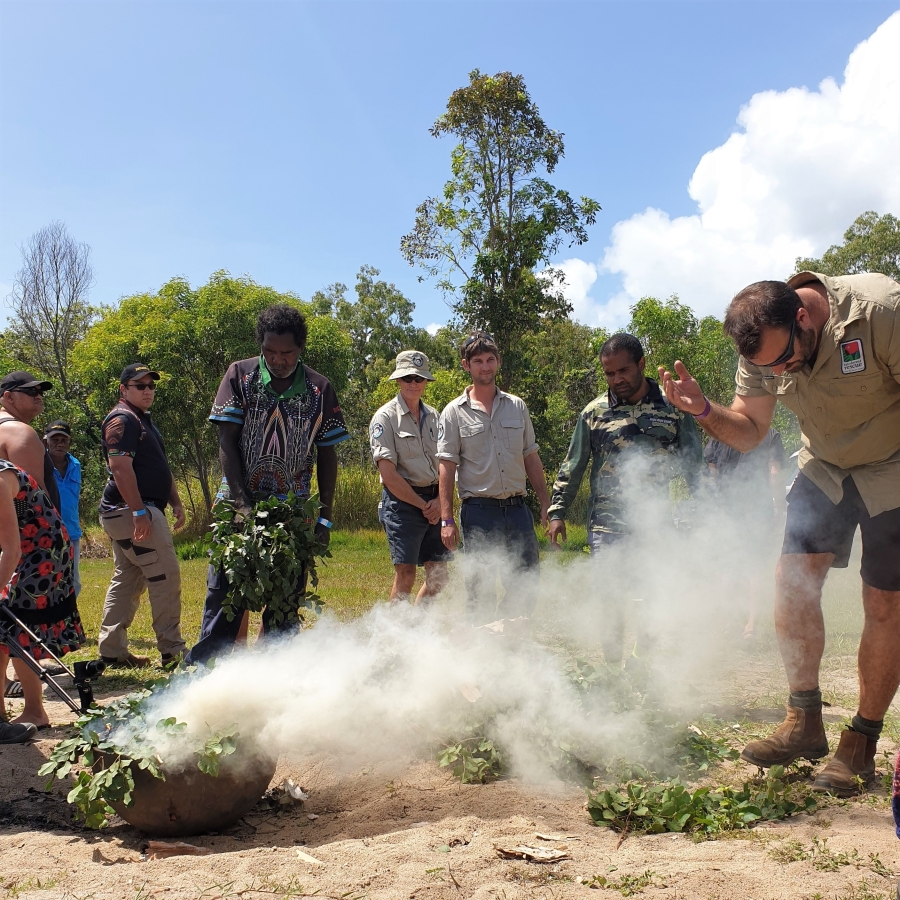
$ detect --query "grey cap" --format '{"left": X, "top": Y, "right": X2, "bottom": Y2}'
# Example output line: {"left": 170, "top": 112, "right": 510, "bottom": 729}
{"left": 389, "top": 350, "right": 435, "bottom": 382}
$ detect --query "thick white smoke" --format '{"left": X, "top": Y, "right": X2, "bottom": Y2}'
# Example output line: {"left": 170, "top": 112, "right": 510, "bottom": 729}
{"left": 112, "top": 456, "right": 783, "bottom": 784}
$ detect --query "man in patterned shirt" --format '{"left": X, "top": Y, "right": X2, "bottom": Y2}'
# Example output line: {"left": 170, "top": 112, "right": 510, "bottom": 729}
{"left": 548, "top": 333, "right": 702, "bottom": 666}
{"left": 185, "top": 305, "right": 350, "bottom": 664}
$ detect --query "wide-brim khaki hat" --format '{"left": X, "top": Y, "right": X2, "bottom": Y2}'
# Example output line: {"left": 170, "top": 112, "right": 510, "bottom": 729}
{"left": 389, "top": 350, "right": 435, "bottom": 381}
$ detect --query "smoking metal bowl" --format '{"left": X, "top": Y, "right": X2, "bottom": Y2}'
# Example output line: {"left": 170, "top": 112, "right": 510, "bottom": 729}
{"left": 100, "top": 752, "right": 277, "bottom": 837}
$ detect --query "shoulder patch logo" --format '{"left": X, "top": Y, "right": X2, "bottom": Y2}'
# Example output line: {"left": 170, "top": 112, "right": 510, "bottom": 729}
{"left": 437, "top": 420, "right": 445, "bottom": 441}
{"left": 371, "top": 422, "right": 384, "bottom": 439}
{"left": 840, "top": 339, "right": 866, "bottom": 374}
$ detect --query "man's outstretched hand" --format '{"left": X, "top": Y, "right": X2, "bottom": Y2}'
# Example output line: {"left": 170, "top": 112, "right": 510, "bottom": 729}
{"left": 658, "top": 361, "right": 708, "bottom": 417}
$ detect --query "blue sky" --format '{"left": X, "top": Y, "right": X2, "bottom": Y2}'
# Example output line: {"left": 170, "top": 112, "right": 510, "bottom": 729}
{"left": 1, "top": 1, "right": 898, "bottom": 330}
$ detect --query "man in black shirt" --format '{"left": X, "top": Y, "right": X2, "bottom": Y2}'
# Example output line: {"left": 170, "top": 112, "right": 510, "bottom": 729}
{"left": 97, "top": 364, "right": 186, "bottom": 668}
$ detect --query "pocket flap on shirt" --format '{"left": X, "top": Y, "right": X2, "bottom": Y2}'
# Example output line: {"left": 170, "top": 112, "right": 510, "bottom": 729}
{"left": 826, "top": 372, "right": 883, "bottom": 396}
{"left": 460, "top": 422, "right": 485, "bottom": 437}
{"left": 500, "top": 418, "right": 524, "bottom": 429}
{"left": 762, "top": 375, "right": 798, "bottom": 396}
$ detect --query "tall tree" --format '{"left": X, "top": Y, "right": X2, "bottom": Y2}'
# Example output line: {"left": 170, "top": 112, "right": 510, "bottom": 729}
{"left": 322, "top": 266, "right": 427, "bottom": 464}
{"left": 7, "top": 221, "right": 95, "bottom": 399}
{"left": 795, "top": 211, "right": 900, "bottom": 281}
{"left": 401, "top": 69, "right": 600, "bottom": 387}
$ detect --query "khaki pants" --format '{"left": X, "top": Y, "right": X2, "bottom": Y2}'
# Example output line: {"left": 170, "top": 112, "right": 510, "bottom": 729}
{"left": 97, "top": 506, "right": 185, "bottom": 660}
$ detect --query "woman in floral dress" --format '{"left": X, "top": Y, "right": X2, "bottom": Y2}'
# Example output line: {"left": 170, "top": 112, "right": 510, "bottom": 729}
{"left": 0, "top": 459, "right": 85, "bottom": 731}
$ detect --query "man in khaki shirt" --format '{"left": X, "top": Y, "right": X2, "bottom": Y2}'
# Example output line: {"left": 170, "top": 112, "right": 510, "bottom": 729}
{"left": 370, "top": 351, "right": 448, "bottom": 604}
{"left": 659, "top": 271, "right": 900, "bottom": 796}
{"left": 437, "top": 332, "right": 550, "bottom": 623}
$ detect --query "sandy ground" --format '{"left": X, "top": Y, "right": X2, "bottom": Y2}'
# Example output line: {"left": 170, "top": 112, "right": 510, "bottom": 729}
{"left": 1, "top": 688, "right": 898, "bottom": 900}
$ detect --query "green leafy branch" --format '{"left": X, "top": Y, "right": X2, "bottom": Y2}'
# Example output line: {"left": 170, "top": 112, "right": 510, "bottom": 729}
{"left": 586, "top": 765, "right": 816, "bottom": 837}
{"left": 207, "top": 493, "right": 330, "bottom": 626}
{"left": 38, "top": 671, "right": 240, "bottom": 828}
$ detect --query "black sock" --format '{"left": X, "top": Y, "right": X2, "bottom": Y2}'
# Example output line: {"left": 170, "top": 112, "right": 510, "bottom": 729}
{"left": 789, "top": 688, "right": 822, "bottom": 710}
{"left": 850, "top": 714, "right": 882, "bottom": 740}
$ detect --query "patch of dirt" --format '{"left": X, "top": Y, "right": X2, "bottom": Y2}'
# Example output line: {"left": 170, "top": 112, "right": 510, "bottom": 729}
{"left": 2, "top": 690, "right": 899, "bottom": 900}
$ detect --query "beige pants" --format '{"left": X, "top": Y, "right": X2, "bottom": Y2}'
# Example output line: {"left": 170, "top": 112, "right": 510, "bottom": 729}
{"left": 97, "top": 506, "right": 185, "bottom": 660}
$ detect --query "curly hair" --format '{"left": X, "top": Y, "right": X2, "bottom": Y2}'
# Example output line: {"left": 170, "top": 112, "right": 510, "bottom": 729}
{"left": 600, "top": 333, "right": 644, "bottom": 365}
{"left": 723, "top": 282, "right": 800, "bottom": 358}
{"left": 255, "top": 304, "right": 308, "bottom": 349}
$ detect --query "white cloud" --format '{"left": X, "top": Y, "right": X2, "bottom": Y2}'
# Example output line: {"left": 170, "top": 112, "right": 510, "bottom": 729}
{"left": 586, "top": 12, "right": 900, "bottom": 325}
{"left": 425, "top": 322, "right": 441, "bottom": 336}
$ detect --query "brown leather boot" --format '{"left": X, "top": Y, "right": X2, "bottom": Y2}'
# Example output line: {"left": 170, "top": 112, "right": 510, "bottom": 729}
{"left": 812, "top": 729, "right": 877, "bottom": 796}
{"left": 740, "top": 705, "right": 829, "bottom": 768}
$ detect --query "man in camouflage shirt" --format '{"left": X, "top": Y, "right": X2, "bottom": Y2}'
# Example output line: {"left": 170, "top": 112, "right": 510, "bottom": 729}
{"left": 548, "top": 333, "right": 702, "bottom": 665}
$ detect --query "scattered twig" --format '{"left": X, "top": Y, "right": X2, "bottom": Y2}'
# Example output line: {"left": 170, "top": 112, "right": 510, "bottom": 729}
{"left": 447, "top": 863, "right": 461, "bottom": 890}
{"left": 615, "top": 808, "right": 632, "bottom": 850}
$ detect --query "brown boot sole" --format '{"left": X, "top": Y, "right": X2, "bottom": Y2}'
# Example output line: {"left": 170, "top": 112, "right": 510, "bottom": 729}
{"left": 811, "top": 772, "right": 875, "bottom": 798}
{"left": 740, "top": 744, "right": 829, "bottom": 769}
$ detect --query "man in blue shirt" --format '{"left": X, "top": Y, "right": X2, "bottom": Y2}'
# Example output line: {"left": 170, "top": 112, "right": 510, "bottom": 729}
{"left": 43, "top": 420, "right": 83, "bottom": 597}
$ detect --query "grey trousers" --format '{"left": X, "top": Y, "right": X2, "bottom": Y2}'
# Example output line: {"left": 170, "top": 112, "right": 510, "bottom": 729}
{"left": 97, "top": 506, "right": 185, "bottom": 659}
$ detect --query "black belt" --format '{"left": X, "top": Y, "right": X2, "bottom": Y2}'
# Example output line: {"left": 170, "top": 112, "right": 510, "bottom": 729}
{"left": 462, "top": 495, "right": 525, "bottom": 507}
{"left": 412, "top": 485, "right": 439, "bottom": 498}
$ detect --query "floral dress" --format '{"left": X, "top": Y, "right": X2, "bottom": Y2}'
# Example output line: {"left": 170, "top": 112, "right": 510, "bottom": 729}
{"left": 0, "top": 459, "right": 85, "bottom": 659}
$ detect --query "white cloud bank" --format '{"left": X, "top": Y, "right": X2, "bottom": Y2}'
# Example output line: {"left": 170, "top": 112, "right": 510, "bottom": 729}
{"left": 563, "top": 12, "right": 900, "bottom": 327}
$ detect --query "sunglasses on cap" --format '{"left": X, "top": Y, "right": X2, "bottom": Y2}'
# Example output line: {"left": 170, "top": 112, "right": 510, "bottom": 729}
{"left": 756, "top": 316, "right": 798, "bottom": 368}
{"left": 12, "top": 386, "right": 46, "bottom": 397}
{"left": 127, "top": 382, "right": 157, "bottom": 391}
{"left": 462, "top": 331, "right": 496, "bottom": 350}
{"left": 399, "top": 374, "right": 426, "bottom": 384}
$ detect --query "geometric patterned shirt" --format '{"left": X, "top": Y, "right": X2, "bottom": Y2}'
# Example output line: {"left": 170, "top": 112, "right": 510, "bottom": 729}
{"left": 209, "top": 356, "right": 350, "bottom": 501}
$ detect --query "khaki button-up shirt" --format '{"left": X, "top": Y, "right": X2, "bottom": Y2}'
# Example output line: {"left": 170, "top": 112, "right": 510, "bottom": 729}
{"left": 437, "top": 387, "right": 539, "bottom": 500}
{"left": 369, "top": 394, "right": 439, "bottom": 487}
{"left": 735, "top": 271, "right": 900, "bottom": 515}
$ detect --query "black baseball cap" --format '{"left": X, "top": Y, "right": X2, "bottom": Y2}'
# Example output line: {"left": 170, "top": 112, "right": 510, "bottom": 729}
{"left": 45, "top": 420, "right": 72, "bottom": 437}
{"left": 0, "top": 371, "right": 53, "bottom": 393}
{"left": 120, "top": 363, "right": 161, "bottom": 384}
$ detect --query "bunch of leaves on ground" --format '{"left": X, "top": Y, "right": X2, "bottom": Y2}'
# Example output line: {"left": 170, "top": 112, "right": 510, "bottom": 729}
{"left": 207, "top": 493, "right": 329, "bottom": 626}
{"left": 581, "top": 869, "right": 662, "bottom": 895}
{"left": 586, "top": 765, "right": 816, "bottom": 837}
{"left": 769, "top": 837, "right": 894, "bottom": 877}
{"left": 437, "top": 732, "right": 503, "bottom": 783}
{"left": 39, "top": 669, "right": 240, "bottom": 828}
{"left": 678, "top": 724, "right": 740, "bottom": 771}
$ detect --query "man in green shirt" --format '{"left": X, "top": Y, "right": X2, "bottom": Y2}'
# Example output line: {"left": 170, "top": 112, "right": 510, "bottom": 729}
{"left": 548, "top": 333, "right": 702, "bottom": 665}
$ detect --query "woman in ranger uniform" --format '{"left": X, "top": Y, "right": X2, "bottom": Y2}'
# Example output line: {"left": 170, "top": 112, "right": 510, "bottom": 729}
{"left": 370, "top": 351, "right": 449, "bottom": 605}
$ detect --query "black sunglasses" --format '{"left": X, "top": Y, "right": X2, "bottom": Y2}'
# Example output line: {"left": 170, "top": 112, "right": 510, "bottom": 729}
{"left": 462, "top": 331, "right": 496, "bottom": 349}
{"left": 756, "top": 317, "right": 798, "bottom": 368}
{"left": 127, "top": 382, "right": 157, "bottom": 391}
{"left": 399, "top": 375, "right": 426, "bottom": 384}
{"left": 12, "top": 386, "right": 46, "bottom": 397}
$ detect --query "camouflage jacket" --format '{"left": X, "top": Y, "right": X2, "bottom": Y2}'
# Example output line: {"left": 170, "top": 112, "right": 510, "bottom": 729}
{"left": 548, "top": 379, "right": 703, "bottom": 534}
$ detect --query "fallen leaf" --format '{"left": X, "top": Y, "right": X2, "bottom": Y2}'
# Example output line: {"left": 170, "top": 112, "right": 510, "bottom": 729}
{"left": 146, "top": 841, "right": 212, "bottom": 860}
{"left": 495, "top": 845, "right": 569, "bottom": 862}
